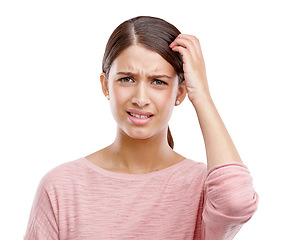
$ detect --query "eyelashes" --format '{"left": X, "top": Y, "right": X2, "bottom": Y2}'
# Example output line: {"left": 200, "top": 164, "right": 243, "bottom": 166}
{"left": 118, "top": 77, "right": 134, "bottom": 83}
{"left": 153, "top": 79, "right": 167, "bottom": 85}
{"left": 118, "top": 77, "right": 168, "bottom": 86}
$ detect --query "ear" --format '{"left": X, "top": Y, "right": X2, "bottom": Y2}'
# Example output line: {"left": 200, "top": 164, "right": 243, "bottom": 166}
{"left": 175, "top": 81, "right": 187, "bottom": 105}
{"left": 100, "top": 73, "right": 109, "bottom": 97}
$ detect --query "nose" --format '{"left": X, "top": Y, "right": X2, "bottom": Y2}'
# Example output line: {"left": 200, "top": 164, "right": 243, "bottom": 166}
{"left": 131, "top": 82, "right": 150, "bottom": 107}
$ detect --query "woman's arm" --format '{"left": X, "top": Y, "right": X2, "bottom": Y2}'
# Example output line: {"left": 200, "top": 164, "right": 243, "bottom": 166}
{"left": 193, "top": 95, "right": 242, "bottom": 170}
{"left": 170, "top": 34, "right": 242, "bottom": 170}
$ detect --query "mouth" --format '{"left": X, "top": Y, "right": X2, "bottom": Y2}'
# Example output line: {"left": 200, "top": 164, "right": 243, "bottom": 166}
{"left": 127, "top": 112, "right": 154, "bottom": 119}
{"left": 126, "top": 110, "right": 154, "bottom": 125}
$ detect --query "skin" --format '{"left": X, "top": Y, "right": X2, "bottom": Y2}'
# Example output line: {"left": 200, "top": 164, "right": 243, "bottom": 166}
{"left": 86, "top": 34, "right": 242, "bottom": 173}
{"left": 170, "top": 34, "right": 242, "bottom": 170}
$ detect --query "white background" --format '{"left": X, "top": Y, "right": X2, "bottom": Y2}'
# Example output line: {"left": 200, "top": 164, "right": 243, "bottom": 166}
{"left": 1, "top": 0, "right": 281, "bottom": 239}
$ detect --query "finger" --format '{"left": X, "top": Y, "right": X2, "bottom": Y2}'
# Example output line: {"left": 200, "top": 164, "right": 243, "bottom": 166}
{"left": 170, "top": 34, "right": 197, "bottom": 46}
{"left": 178, "top": 35, "right": 204, "bottom": 59}
{"left": 170, "top": 45, "right": 193, "bottom": 68}
{"left": 172, "top": 34, "right": 204, "bottom": 59}
{"left": 170, "top": 38, "right": 198, "bottom": 60}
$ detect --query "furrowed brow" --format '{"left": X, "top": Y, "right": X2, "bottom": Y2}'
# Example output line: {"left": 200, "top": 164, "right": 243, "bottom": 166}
{"left": 116, "top": 71, "right": 137, "bottom": 76}
{"left": 116, "top": 72, "right": 172, "bottom": 80}
{"left": 149, "top": 74, "right": 172, "bottom": 80}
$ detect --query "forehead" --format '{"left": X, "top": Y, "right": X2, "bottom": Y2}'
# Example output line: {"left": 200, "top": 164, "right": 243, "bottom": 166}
{"left": 109, "top": 45, "right": 177, "bottom": 77}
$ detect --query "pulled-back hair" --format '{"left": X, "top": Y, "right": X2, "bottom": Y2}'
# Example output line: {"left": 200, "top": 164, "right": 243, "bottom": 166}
{"left": 102, "top": 16, "right": 184, "bottom": 149}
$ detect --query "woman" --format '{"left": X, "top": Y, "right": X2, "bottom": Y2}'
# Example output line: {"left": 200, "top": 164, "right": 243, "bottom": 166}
{"left": 24, "top": 16, "right": 258, "bottom": 239}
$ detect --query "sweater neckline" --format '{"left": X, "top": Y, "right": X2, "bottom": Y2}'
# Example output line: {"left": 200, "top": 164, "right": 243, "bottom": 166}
{"left": 79, "top": 157, "right": 190, "bottom": 180}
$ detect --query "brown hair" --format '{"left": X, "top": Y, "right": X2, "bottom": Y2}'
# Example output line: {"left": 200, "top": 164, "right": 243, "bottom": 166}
{"left": 102, "top": 16, "right": 184, "bottom": 149}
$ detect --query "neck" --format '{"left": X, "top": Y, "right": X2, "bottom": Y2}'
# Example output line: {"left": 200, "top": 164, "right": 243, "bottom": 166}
{"left": 107, "top": 127, "right": 176, "bottom": 174}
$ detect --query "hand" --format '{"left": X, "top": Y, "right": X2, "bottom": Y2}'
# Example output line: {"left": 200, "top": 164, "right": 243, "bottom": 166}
{"left": 170, "top": 34, "right": 211, "bottom": 104}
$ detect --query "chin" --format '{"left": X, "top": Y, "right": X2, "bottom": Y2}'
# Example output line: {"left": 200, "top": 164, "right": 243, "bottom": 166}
{"left": 123, "top": 128, "right": 155, "bottom": 140}
{"left": 116, "top": 117, "right": 168, "bottom": 141}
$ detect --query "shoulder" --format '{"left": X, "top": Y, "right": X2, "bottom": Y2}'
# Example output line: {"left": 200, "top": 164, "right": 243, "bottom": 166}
{"left": 186, "top": 159, "right": 206, "bottom": 172}
{"left": 181, "top": 159, "right": 207, "bottom": 183}
{"left": 179, "top": 158, "right": 207, "bottom": 176}
{"left": 166, "top": 157, "right": 207, "bottom": 187}
{"left": 38, "top": 158, "right": 86, "bottom": 190}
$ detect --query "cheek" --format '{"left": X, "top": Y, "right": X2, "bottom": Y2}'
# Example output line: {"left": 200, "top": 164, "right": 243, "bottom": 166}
{"left": 152, "top": 90, "right": 177, "bottom": 114}
{"left": 109, "top": 85, "right": 130, "bottom": 114}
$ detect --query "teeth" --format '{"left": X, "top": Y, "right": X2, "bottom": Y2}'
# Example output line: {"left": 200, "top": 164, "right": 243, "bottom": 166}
{"left": 130, "top": 112, "right": 151, "bottom": 119}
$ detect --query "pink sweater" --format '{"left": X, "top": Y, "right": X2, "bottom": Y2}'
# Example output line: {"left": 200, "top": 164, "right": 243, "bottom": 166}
{"left": 24, "top": 157, "right": 258, "bottom": 239}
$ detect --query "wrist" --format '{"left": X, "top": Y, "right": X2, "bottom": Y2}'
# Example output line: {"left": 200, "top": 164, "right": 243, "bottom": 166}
{"left": 190, "top": 92, "right": 213, "bottom": 109}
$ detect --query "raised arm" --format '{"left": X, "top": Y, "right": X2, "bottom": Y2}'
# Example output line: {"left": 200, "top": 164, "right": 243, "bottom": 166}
{"left": 170, "top": 34, "right": 242, "bottom": 170}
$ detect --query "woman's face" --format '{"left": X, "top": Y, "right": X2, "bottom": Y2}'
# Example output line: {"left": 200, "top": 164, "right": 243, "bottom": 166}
{"left": 102, "top": 44, "right": 186, "bottom": 140}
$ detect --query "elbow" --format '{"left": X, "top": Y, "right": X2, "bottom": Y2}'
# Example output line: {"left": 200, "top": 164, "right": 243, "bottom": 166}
{"left": 219, "top": 189, "right": 259, "bottom": 218}
{"left": 206, "top": 163, "right": 259, "bottom": 220}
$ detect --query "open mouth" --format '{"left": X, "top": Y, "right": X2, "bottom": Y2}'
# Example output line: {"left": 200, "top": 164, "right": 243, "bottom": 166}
{"left": 127, "top": 112, "right": 154, "bottom": 119}
{"left": 126, "top": 110, "right": 154, "bottom": 126}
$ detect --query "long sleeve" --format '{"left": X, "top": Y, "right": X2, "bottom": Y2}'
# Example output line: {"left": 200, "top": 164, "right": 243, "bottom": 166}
{"left": 24, "top": 158, "right": 258, "bottom": 239}
{"left": 24, "top": 175, "right": 59, "bottom": 240}
{"left": 201, "top": 162, "right": 259, "bottom": 239}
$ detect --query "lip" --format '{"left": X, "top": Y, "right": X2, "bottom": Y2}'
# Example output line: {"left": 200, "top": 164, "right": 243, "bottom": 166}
{"left": 126, "top": 109, "right": 154, "bottom": 126}
{"left": 126, "top": 109, "right": 154, "bottom": 116}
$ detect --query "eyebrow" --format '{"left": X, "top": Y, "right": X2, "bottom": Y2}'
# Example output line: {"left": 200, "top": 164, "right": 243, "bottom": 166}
{"left": 116, "top": 71, "right": 172, "bottom": 80}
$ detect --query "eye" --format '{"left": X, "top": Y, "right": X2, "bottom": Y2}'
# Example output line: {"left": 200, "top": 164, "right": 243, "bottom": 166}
{"left": 119, "top": 77, "right": 134, "bottom": 83}
{"left": 152, "top": 79, "right": 167, "bottom": 85}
